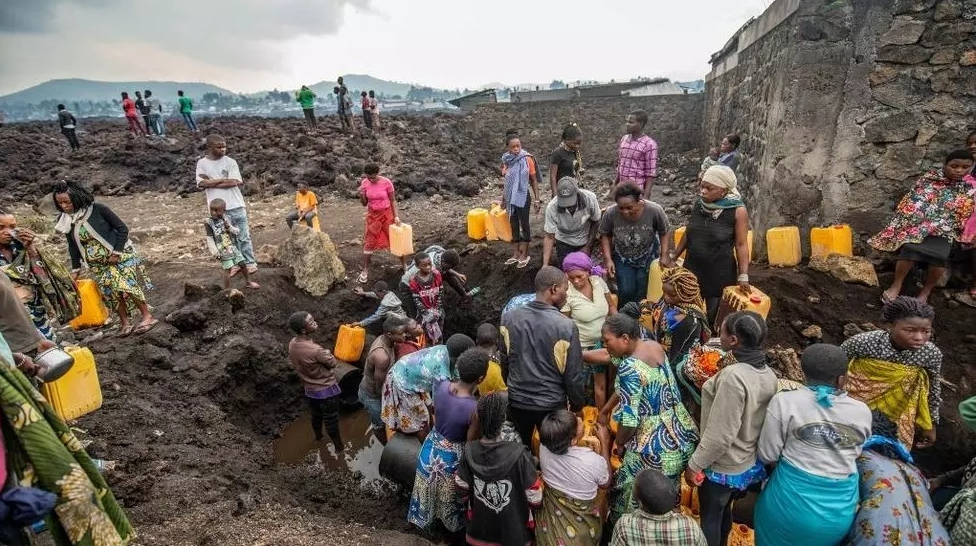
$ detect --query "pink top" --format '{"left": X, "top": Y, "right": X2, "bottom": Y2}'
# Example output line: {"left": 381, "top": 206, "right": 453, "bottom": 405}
{"left": 360, "top": 176, "right": 395, "bottom": 211}
{"left": 964, "top": 174, "right": 975, "bottom": 243}
{"left": 617, "top": 134, "right": 658, "bottom": 187}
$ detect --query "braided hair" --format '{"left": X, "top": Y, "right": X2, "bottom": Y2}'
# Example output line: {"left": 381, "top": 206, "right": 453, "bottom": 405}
{"left": 661, "top": 266, "right": 706, "bottom": 313}
{"left": 477, "top": 391, "right": 508, "bottom": 440}
{"left": 882, "top": 296, "right": 935, "bottom": 324}
{"left": 51, "top": 180, "right": 95, "bottom": 212}
{"left": 723, "top": 310, "right": 767, "bottom": 348}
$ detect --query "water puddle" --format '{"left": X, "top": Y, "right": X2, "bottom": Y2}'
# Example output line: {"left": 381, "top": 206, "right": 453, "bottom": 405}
{"left": 274, "top": 409, "right": 384, "bottom": 483}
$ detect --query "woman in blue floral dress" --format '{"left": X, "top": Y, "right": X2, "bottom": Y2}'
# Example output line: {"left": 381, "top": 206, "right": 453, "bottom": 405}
{"left": 599, "top": 314, "right": 698, "bottom": 524}
{"left": 870, "top": 149, "right": 974, "bottom": 304}
{"left": 53, "top": 181, "right": 156, "bottom": 336}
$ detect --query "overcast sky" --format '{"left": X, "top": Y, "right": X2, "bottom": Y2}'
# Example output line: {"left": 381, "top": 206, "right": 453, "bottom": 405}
{"left": 0, "top": 0, "right": 772, "bottom": 95}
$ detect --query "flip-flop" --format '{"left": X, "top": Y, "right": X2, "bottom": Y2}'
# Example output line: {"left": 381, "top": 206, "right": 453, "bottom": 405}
{"left": 117, "top": 325, "right": 135, "bottom": 338}
{"left": 954, "top": 292, "right": 976, "bottom": 308}
{"left": 880, "top": 292, "right": 895, "bottom": 305}
{"left": 516, "top": 257, "right": 531, "bottom": 269}
{"left": 245, "top": 282, "right": 260, "bottom": 290}
{"left": 357, "top": 271, "right": 369, "bottom": 284}
{"left": 132, "top": 319, "right": 159, "bottom": 335}
{"left": 504, "top": 258, "right": 519, "bottom": 266}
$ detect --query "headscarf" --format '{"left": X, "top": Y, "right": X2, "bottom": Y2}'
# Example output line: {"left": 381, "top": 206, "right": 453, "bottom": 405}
{"left": 700, "top": 165, "right": 744, "bottom": 216}
{"left": 660, "top": 267, "right": 706, "bottom": 314}
{"left": 561, "top": 252, "right": 605, "bottom": 277}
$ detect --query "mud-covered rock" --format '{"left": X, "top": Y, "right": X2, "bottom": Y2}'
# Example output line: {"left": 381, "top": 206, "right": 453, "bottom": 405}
{"left": 809, "top": 254, "right": 880, "bottom": 286}
{"left": 256, "top": 244, "right": 280, "bottom": 265}
{"left": 278, "top": 225, "right": 346, "bottom": 296}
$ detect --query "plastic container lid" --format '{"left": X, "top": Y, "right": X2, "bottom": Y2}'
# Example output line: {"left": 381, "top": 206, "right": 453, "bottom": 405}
{"left": 750, "top": 296, "right": 762, "bottom": 303}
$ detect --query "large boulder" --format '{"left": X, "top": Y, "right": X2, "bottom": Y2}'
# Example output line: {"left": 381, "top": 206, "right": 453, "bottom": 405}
{"left": 809, "top": 253, "right": 880, "bottom": 287}
{"left": 278, "top": 226, "right": 346, "bottom": 296}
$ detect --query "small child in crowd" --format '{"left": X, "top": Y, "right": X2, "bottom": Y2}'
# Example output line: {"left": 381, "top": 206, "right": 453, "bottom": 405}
{"left": 698, "top": 148, "right": 720, "bottom": 181}
{"left": 395, "top": 318, "right": 426, "bottom": 359}
{"left": 408, "top": 251, "right": 445, "bottom": 345}
{"left": 475, "top": 323, "right": 506, "bottom": 395}
{"left": 610, "top": 469, "right": 707, "bottom": 546}
{"left": 286, "top": 182, "right": 319, "bottom": 229}
{"left": 287, "top": 311, "right": 343, "bottom": 453}
{"left": 205, "top": 198, "right": 258, "bottom": 289}
{"left": 353, "top": 281, "right": 406, "bottom": 329}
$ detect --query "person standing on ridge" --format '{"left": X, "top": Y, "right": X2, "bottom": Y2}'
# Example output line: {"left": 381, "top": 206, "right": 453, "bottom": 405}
{"left": 368, "top": 90, "right": 380, "bottom": 131}
{"left": 146, "top": 90, "right": 165, "bottom": 137}
{"left": 196, "top": 135, "right": 258, "bottom": 274}
{"left": 57, "top": 104, "right": 80, "bottom": 151}
{"left": 296, "top": 85, "right": 317, "bottom": 130}
{"left": 135, "top": 91, "right": 152, "bottom": 135}
{"left": 616, "top": 110, "right": 658, "bottom": 199}
{"left": 177, "top": 90, "right": 197, "bottom": 132}
{"left": 121, "top": 92, "right": 146, "bottom": 137}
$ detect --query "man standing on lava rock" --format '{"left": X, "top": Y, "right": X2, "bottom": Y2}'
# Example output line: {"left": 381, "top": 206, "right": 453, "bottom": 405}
{"left": 195, "top": 135, "right": 257, "bottom": 274}
{"left": 500, "top": 265, "right": 586, "bottom": 446}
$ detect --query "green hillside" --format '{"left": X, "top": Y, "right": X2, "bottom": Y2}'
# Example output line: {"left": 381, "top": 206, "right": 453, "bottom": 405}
{"left": 0, "top": 79, "right": 235, "bottom": 106}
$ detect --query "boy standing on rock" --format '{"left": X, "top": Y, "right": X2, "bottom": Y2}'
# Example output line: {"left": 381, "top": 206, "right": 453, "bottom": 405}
{"left": 196, "top": 135, "right": 257, "bottom": 274}
{"left": 288, "top": 311, "right": 344, "bottom": 452}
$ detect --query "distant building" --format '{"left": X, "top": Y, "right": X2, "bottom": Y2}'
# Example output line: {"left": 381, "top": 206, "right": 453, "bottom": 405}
{"left": 448, "top": 89, "right": 497, "bottom": 111}
{"left": 624, "top": 80, "right": 686, "bottom": 96}
{"left": 511, "top": 80, "right": 663, "bottom": 103}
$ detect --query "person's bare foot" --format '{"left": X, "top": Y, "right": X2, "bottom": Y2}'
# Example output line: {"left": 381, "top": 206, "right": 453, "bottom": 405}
{"left": 246, "top": 281, "right": 260, "bottom": 289}
{"left": 881, "top": 289, "right": 900, "bottom": 304}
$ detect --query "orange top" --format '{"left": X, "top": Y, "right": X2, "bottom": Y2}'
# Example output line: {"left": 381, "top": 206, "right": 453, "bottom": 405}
{"left": 295, "top": 190, "right": 318, "bottom": 212}
{"left": 501, "top": 156, "right": 537, "bottom": 177}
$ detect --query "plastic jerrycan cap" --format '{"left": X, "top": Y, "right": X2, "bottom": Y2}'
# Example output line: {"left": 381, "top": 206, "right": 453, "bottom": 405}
{"left": 750, "top": 295, "right": 762, "bottom": 304}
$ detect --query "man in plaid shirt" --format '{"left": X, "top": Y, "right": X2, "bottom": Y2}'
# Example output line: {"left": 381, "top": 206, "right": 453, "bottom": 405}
{"left": 611, "top": 469, "right": 707, "bottom": 546}
{"left": 616, "top": 109, "right": 659, "bottom": 199}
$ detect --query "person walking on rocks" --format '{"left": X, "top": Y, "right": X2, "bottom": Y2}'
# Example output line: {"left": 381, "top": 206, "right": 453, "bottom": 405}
{"left": 196, "top": 135, "right": 257, "bottom": 274}
{"left": 57, "top": 104, "right": 80, "bottom": 151}
{"left": 549, "top": 123, "right": 583, "bottom": 197}
{"left": 358, "top": 163, "right": 406, "bottom": 283}
{"left": 135, "top": 91, "right": 152, "bottom": 135}
{"left": 616, "top": 110, "right": 658, "bottom": 199}
{"left": 368, "top": 90, "right": 380, "bottom": 131}
{"left": 501, "top": 134, "right": 541, "bottom": 269}
{"left": 360, "top": 91, "right": 373, "bottom": 130}
{"left": 146, "top": 90, "right": 165, "bottom": 137}
{"left": 121, "top": 92, "right": 146, "bottom": 137}
{"left": 500, "top": 265, "right": 586, "bottom": 446}
{"left": 542, "top": 177, "right": 602, "bottom": 267}
{"left": 334, "top": 84, "right": 352, "bottom": 132}
{"left": 296, "top": 85, "right": 317, "bottom": 130}
{"left": 288, "top": 311, "right": 344, "bottom": 453}
{"left": 177, "top": 90, "right": 197, "bottom": 132}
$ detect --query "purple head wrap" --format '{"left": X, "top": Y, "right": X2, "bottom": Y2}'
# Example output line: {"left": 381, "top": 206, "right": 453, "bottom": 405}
{"left": 562, "top": 252, "right": 606, "bottom": 276}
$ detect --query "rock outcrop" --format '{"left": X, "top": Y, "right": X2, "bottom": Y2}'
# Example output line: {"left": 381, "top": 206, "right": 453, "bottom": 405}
{"left": 809, "top": 253, "right": 880, "bottom": 287}
{"left": 277, "top": 226, "right": 346, "bottom": 296}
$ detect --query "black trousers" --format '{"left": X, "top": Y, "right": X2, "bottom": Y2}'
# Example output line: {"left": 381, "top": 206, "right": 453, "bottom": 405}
{"left": 308, "top": 396, "right": 341, "bottom": 446}
{"left": 141, "top": 115, "right": 151, "bottom": 134}
{"left": 698, "top": 478, "right": 745, "bottom": 546}
{"left": 508, "top": 202, "right": 531, "bottom": 243}
{"left": 508, "top": 406, "right": 553, "bottom": 447}
{"left": 62, "top": 128, "right": 80, "bottom": 150}
{"left": 554, "top": 240, "right": 585, "bottom": 266}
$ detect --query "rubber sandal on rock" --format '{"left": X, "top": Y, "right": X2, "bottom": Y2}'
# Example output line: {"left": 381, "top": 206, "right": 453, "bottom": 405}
{"left": 504, "top": 258, "right": 519, "bottom": 266}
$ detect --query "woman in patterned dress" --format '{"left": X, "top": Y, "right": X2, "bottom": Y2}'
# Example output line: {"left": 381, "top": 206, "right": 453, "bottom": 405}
{"left": 52, "top": 180, "right": 156, "bottom": 336}
{"left": 599, "top": 314, "right": 698, "bottom": 525}
{"left": 870, "top": 149, "right": 975, "bottom": 304}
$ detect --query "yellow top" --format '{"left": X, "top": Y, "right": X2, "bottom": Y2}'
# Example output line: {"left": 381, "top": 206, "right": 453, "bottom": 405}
{"left": 295, "top": 191, "right": 318, "bottom": 213}
{"left": 478, "top": 358, "right": 507, "bottom": 395}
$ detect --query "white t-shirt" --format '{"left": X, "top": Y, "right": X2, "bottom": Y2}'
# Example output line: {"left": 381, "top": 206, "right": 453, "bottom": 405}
{"left": 196, "top": 156, "right": 245, "bottom": 210}
{"left": 539, "top": 445, "right": 609, "bottom": 501}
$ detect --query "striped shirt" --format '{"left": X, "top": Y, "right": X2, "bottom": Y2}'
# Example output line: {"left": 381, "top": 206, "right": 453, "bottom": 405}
{"left": 617, "top": 134, "right": 658, "bottom": 187}
{"left": 611, "top": 510, "right": 707, "bottom": 546}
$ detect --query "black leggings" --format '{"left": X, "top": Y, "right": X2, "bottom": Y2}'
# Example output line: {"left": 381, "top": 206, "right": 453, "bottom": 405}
{"left": 308, "top": 396, "right": 341, "bottom": 447}
{"left": 62, "top": 128, "right": 80, "bottom": 150}
{"left": 508, "top": 406, "right": 552, "bottom": 447}
{"left": 698, "top": 478, "right": 745, "bottom": 546}
{"left": 509, "top": 202, "right": 531, "bottom": 243}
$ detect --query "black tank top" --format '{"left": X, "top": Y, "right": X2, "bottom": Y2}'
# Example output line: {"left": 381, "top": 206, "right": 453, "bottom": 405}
{"left": 684, "top": 202, "right": 738, "bottom": 298}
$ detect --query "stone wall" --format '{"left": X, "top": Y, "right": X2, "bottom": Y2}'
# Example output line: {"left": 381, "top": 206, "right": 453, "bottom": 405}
{"left": 469, "top": 94, "right": 704, "bottom": 170}
{"left": 703, "top": 0, "right": 976, "bottom": 255}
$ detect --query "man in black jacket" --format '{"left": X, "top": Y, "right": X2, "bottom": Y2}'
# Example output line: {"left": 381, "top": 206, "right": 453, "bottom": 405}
{"left": 499, "top": 265, "right": 586, "bottom": 446}
{"left": 56, "top": 104, "right": 80, "bottom": 151}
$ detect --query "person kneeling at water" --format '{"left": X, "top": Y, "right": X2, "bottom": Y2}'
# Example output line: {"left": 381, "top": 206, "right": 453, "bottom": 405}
{"left": 288, "top": 311, "right": 343, "bottom": 452}
{"left": 753, "top": 343, "right": 872, "bottom": 546}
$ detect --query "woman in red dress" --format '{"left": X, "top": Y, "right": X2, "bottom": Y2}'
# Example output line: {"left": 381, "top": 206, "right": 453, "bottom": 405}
{"left": 359, "top": 163, "right": 406, "bottom": 283}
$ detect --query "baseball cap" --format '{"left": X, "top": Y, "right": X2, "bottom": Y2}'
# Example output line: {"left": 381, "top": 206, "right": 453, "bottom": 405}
{"left": 556, "top": 177, "right": 580, "bottom": 208}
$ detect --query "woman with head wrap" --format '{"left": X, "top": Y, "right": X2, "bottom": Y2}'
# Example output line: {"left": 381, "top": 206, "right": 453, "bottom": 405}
{"left": 846, "top": 411, "right": 950, "bottom": 546}
{"left": 671, "top": 165, "right": 751, "bottom": 327}
{"left": 933, "top": 397, "right": 975, "bottom": 546}
{"left": 561, "top": 252, "right": 616, "bottom": 409}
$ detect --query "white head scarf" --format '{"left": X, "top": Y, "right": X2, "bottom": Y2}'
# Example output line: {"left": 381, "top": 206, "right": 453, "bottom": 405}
{"left": 701, "top": 165, "right": 740, "bottom": 198}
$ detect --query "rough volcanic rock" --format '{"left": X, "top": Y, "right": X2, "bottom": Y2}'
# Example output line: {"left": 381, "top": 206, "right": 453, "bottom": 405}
{"left": 277, "top": 225, "right": 346, "bottom": 296}
{"left": 809, "top": 254, "right": 880, "bottom": 286}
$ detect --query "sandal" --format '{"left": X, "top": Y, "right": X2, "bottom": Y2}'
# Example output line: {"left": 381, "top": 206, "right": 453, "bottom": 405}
{"left": 880, "top": 291, "right": 896, "bottom": 305}
{"left": 357, "top": 271, "right": 369, "bottom": 284}
{"left": 954, "top": 291, "right": 976, "bottom": 308}
{"left": 117, "top": 325, "right": 135, "bottom": 338}
{"left": 504, "top": 258, "right": 519, "bottom": 266}
{"left": 245, "top": 281, "right": 260, "bottom": 290}
{"left": 132, "top": 319, "right": 159, "bottom": 335}
{"left": 516, "top": 257, "right": 531, "bottom": 269}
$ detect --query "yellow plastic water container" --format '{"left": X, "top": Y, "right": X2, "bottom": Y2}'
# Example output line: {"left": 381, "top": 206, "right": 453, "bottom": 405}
{"left": 713, "top": 285, "right": 772, "bottom": 332}
{"left": 646, "top": 259, "right": 663, "bottom": 302}
{"left": 490, "top": 205, "right": 513, "bottom": 243}
{"left": 673, "top": 226, "right": 687, "bottom": 259}
{"left": 810, "top": 224, "right": 853, "bottom": 258}
{"left": 334, "top": 324, "right": 366, "bottom": 363}
{"left": 298, "top": 214, "right": 321, "bottom": 232}
{"left": 68, "top": 279, "right": 109, "bottom": 330}
{"left": 766, "top": 226, "right": 801, "bottom": 267}
{"left": 485, "top": 211, "right": 499, "bottom": 241}
{"left": 389, "top": 223, "right": 414, "bottom": 257}
{"left": 42, "top": 346, "right": 103, "bottom": 421}
{"left": 467, "top": 208, "right": 488, "bottom": 240}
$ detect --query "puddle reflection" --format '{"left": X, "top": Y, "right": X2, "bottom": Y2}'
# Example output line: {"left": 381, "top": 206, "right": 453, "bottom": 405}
{"left": 274, "top": 410, "right": 384, "bottom": 482}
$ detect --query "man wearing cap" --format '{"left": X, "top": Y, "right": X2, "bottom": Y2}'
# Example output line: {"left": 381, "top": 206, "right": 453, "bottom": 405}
{"left": 542, "top": 177, "right": 602, "bottom": 267}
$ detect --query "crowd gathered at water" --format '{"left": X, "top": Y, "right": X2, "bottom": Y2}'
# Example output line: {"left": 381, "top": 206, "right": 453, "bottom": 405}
{"left": 0, "top": 77, "right": 975, "bottom": 545}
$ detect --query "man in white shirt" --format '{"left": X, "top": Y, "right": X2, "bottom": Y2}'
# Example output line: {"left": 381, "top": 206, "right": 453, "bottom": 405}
{"left": 196, "top": 135, "right": 256, "bottom": 273}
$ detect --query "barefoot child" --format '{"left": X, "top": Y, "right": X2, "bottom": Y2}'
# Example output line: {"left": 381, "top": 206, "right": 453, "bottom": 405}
{"left": 285, "top": 182, "right": 319, "bottom": 229}
{"left": 205, "top": 199, "right": 258, "bottom": 289}
{"left": 288, "top": 311, "right": 343, "bottom": 453}
{"left": 408, "top": 251, "right": 445, "bottom": 345}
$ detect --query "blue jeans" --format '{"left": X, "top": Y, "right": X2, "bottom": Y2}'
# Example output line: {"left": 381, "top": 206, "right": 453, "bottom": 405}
{"left": 150, "top": 114, "right": 165, "bottom": 136}
{"left": 225, "top": 206, "right": 255, "bottom": 265}
{"left": 181, "top": 112, "right": 197, "bottom": 131}
{"left": 614, "top": 258, "right": 650, "bottom": 308}
{"left": 358, "top": 386, "right": 384, "bottom": 428}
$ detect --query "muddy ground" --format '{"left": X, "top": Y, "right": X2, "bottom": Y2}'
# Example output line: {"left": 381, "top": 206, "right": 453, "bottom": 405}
{"left": 2, "top": 118, "right": 974, "bottom": 545}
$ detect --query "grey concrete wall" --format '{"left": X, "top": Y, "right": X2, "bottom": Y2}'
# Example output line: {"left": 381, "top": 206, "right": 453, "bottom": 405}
{"left": 703, "top": 0, "right": 976, "bottom": 254}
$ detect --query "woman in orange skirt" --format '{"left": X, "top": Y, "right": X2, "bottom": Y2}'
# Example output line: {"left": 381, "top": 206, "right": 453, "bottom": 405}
{"left": 359, "top": 163, "right": 406, "bottom": 283}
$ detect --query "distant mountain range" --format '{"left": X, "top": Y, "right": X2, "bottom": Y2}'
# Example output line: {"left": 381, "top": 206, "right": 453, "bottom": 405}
{"left": 0, "top": 79, "right": 235, "bottom": 106}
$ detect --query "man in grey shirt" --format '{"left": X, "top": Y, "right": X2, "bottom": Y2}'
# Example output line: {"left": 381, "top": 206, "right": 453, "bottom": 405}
{"left": 542, "top": 177, "right": 602, "bottom": 267}
{"left": 500, "top": 266, "right": 586, "bottom": 446}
